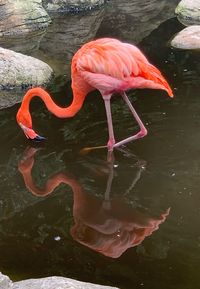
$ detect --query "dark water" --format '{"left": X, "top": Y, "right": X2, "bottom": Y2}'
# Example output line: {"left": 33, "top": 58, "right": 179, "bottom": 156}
{"left": 1, "top": 1, "right": 200, "bottom": 289}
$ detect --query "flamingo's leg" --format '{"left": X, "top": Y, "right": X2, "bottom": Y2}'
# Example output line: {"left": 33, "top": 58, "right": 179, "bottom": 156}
{"left": 114, "top": 92, "right": 147, "bottom": 148}
{"left": 103, "top": 95, "right": 116, "bottom": 151}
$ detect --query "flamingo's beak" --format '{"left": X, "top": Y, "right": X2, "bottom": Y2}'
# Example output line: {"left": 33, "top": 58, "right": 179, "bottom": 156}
{"left": 19, "top": 123, "right": 46, "bottom": 142}
{"left": 34, "top": 135, "right": 47, "bottom": 142}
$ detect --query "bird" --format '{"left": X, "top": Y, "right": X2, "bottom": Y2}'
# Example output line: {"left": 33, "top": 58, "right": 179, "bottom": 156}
{"left": 16, "top": 38, "right": 173, "bottom": 151}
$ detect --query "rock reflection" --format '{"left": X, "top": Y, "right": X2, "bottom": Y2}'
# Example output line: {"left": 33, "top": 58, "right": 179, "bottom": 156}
{"left": 18, "top": 146, "right": 170, "bottom": 258}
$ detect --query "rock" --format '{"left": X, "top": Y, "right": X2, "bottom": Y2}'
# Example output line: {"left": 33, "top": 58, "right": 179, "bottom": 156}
{"left": 37, "top": 0, "right": 179, "bottom": 78}
{"left": 0, "top": 272, "right": 119, "bottom": 288}
{"left": 0, "top": 47, "right": 53, "bottom": 108}
{"left": 0, "top": 0, "right": 51, "bottom": 53}
{"left": 171, "top": 25, "right": 200, "bottom": 49}
{"left": 37, "top": 8, "right": 104, "bottom": 78}
{"left": 0, "top": 47, "right": 53, "bottom": 89}
{"left": 5, "top": 275, "right": 119, "bottom": 289}
{"left": 0, "top": 90, "right": 25, "bottom": 109}
{"left": 96, "top": 0, "right": 179, "bottom": 43}
{"left": 175, "top": 0, "right": 200, "bottom": 25}
{"left": 0, "top": 272, "right": 12, "bottom": 289}
{"left": 42, "top": 0, "right": 105, "bottom": 13}
{"left": 0, "top": 0, "right": 51, "bottom": 36}
{"left": 0, "top": 30, "right": 48, "bottom": 54}
{"left": 0, "top": 272, "right": 118, "bottom": 289}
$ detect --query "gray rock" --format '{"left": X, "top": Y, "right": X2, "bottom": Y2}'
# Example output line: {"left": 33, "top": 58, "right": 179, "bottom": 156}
{"left": 0, "top": 30, "right": 48, "bottom": 54}
{"left": 0, "top": 90, "right": 24, "bottom": 109}
{"left": 171, "top": 25, "right": 200, "bottom": 49}
{"left": 0, "top": 47, "right": 53, "bottom": 108}
{"left": 36, "top": 0, "right": 179, "bottom": 79}
{"left": 0, "top": 47, "right": 53, "bottom": 89}
{"left": 0, "top": 272, "right": 119, "bottom": 288}
{"left": 37, "top": 8, "right": 104, "bottom": 78}
{"left": 13, "top": 276, "right": 118, "bottom": 288}
{"left": 175, "top": 0, "right": 200, "bottom": 25}
{"left": 12, "top": 276, "right": 119, "bottom": 289}
{"left": 0, "top": 0, "right": 51, "bottom": 36}
{"left": 96, "top": 0, "right": 179, "bottom": 43}
{"left": 42, "top": 0, "right": 105, "bottom": 12}
{"left": 0, "top": 0, "right": 51, "bottom": 53}
{"left": 0, "top": 272, "right": 12, "bottom": 289}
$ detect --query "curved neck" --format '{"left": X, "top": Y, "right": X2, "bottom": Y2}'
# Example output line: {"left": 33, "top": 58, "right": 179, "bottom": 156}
{"left": 21, "top": 87, "right": 86, "bottom": 118}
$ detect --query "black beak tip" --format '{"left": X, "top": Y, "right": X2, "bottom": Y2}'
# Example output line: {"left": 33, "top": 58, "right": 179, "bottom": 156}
{"left": 33, "top": 135, "right": 47, "bottom": 142}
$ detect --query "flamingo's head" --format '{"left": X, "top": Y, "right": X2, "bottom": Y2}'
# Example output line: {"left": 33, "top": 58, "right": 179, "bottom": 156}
{"left": 16, "top": 108, "right": 46, "bottom": 142}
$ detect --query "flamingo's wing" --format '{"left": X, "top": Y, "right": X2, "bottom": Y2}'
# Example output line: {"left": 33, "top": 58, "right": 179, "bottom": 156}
{"left": 76, "top": 39, "right": 143, "bottom": 79}
{"left": 78, "top": 70, "right": 126, "bottom": 95}
{"left": 79, "top": 70, "right": 173, "bottom": 96}
{"left": 75, "top": 38, "right": 173, "bottom": 97}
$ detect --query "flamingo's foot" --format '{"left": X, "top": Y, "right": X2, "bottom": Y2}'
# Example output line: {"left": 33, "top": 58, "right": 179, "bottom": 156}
{"left": 107, "top": 138, "right": 116, "bottom": 152}
{"left": 19, "top": 123, "right": 46, "bottom": 142}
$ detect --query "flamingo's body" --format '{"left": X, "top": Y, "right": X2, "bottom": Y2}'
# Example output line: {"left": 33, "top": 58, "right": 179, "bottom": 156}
{"left": 17, "top": 38, "right": 173, "bottom": 150}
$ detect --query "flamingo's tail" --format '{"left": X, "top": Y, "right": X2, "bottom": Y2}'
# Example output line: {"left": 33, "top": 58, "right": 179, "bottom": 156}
{"left": 138, "top": 61, "right": 173, "bottom": 97}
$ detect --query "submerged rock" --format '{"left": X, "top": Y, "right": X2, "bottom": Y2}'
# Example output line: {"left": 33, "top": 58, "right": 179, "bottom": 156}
{"left": 0, "top": 47, "right": 53, "bottom": 108}
{"left": 42, "top": 0, "right": 105, "bottom": 13}
{"left": 175, "top": 0, "right": 200, "bottom": 25}
{"left": 171, "top": 25, "right": 200, "bottom": 49}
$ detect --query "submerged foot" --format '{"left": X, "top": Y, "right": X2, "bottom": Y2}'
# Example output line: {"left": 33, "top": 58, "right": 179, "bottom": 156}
{"left": 107, "top": 138, "right": 115, "bottom": 152}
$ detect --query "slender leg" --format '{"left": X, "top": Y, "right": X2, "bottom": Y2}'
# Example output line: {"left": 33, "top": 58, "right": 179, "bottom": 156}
{"left": 103, "top": 96, "right": 116, "bottom": 151}
{"left": 79, "top": 94, "right": 114, "bottom": 154}
{"left": 114, "top": 92, "right": 147, "bottom": 148}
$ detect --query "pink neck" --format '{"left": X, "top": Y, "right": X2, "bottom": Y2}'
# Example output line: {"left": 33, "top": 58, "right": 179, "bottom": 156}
{"left": 21, "top": 87, "right": 86, "bottom": 118}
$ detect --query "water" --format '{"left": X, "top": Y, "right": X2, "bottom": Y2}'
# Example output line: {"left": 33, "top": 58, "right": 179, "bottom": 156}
{"left": 1, "top": 1, "right": 200, "bottom": 288}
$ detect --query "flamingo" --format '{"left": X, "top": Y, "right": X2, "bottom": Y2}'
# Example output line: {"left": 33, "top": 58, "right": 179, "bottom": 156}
{"left": 16, "top": 38, "right": 173, "bottom": 151}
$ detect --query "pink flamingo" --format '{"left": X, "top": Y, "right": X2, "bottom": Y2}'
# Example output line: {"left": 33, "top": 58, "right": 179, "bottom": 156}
{"left": 16, "top": 38, "right": 173, "bottom": 151}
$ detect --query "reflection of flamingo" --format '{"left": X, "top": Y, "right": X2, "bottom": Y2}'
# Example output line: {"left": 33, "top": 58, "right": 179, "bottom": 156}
{"left": 18, "top": 147, "right": 170, "bottom": 258}
{"left": 16, "top": 38, "right": 173, "bottom": 151}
